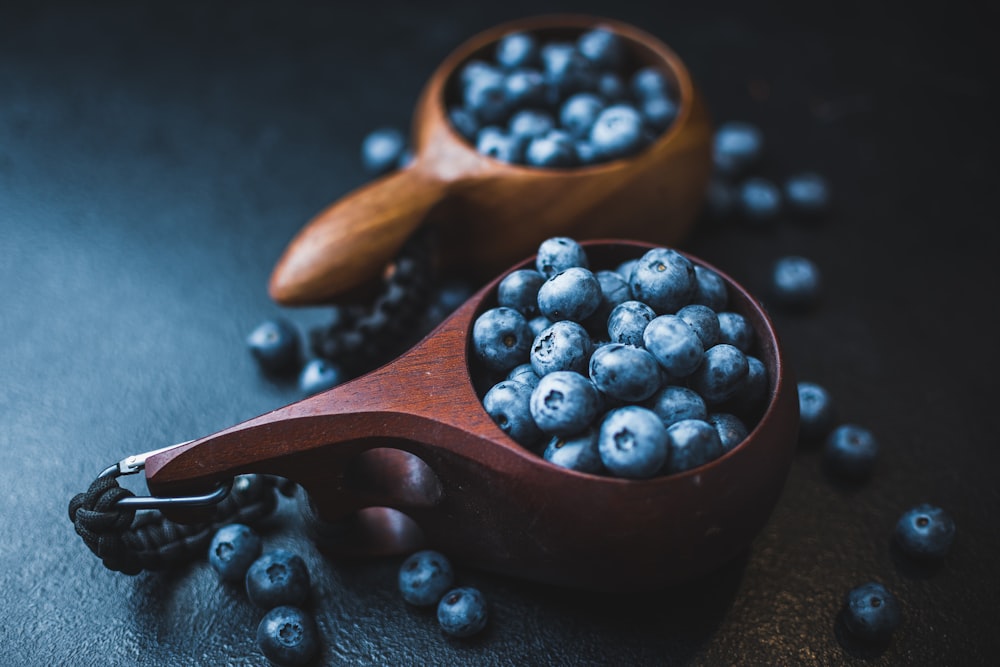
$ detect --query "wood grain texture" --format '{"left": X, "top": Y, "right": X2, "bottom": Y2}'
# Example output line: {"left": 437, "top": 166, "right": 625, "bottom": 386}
{"left": 269, "top": 15, "right": 713, "bottom": 305}
{"left": 151, "top": 241, "right": 798, "bottom": 591}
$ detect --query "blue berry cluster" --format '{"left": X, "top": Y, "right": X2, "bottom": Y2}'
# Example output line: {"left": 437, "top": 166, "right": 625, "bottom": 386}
{"left": 247, "top": 317, "right": 346, "bottom": 396}
{"left": 398, "top": 550, "right": 488, "bottom": 638}
{"left": 208, "top": 524, "right": 319, "bottom": 666}
{"left": 472, "top": 236, "right": 770, "bottom": 479}
{"left": 448, "top": 27, "right": 679, "bottom": 168}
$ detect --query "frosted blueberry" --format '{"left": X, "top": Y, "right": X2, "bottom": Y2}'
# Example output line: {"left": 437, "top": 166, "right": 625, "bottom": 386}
{"left": 530, "top": 371, "right": 601, "bottom": 436}
{"left": 648, "top": 385, "right": 707, "bottom": 427}
{"left": 497, "top": 268, "right": 546, "bottom": 318}
{"left": 717, "top": 311, "right": 754, "bottom": 352}
{"left": 843, "top": 582, "right": 901, "bottom": 642}
{"left": 577, "top": 27, "right": 625, "bottom": 68}
{"left": 437, "top": 587, "right": 488, "bottom": 637}
{"left": 509, "top": 109, "right": 556, "bottom": 143}
{"left": 588, "top": 344, "right": 661, "bottom": 402}
{"left": 707, "top": 413, "right": 749, "bottom": 452}
{"left": 688, "top": 344, "right": 749, "bottom": 404}
{"left": 496, "top": 32, "right": 539, "bottom": 70}
{"left": 540, "top": 42, "right": 595, "bottom": 97}
{"left": 476, "top": 126, "right": 522, "bottom": 163}
{"left": 607, "top": 300, "right": 656, "bottom": 347}
{"left": 483, "top": 379, "right": 543, "bottom": 446}
{"left": 641, "top": 95, "right": 678, "bottom": 132}
{"left": 676, "top": 304, "right": 721, "bottom": 348}
{"left": 209, "top": 523, "right": 262, "bottom": 583}
{"left": 544, "top": 428, "right": 604, "bottom": 474}
{"left": 772, "top": 256, "right": 822, "bottom": 309}
{"left": 472, "top": 307, "right": 532, "bottom": 372}
{"left": 560, "top": 92, "right": 605, "bottom": 139}
{"left": 590, "top": 104, "right": 645, "bottom": 160}
{"left": 824, "top": 424, "right": 878, "bottom": 480}
{"left": 692, "top": 265, "right": 728, "bottom": 312}
{"left": 629, "top": 247, "right": 696, "bottom": 313}
{"left": 525, "top": 129, "right": 578, "bottom": 168}
{"left": 537, "top": 267, "right": 602, "bottom": 322}
{"left": 299, "top": 358, "right": 344, "bottom": 396}
{"left": 528, "top": 315, "right": 553, "bottom": 338}
{"left": 256, "top": 606, "right": 319, "bottom": 666}
{"left": 398, "top": 550, "right": 454, "bottom": 606}
{"left": 464, "top": 69, "right": 509, "bottom": 125}
{"left": 246, "top": 550, "right": 311, "bottom": 610}
{"left": 535, "top": 241, "right": 588, "bottom": 282}
{"left": 643, "top": 315, "right": 704, "bottom": 377}
{"left": 506, "top": 363, "right": 540, "bottom": 389}
{"left": 712, "top": 121, "right": 763, "bottom": 174}
{"left": 615, "top": 259, "right": 638, "bottom": 281}
{"left": 504, "top": 68, "right": 549, "bottom": 108}
{"left": 797, "top": 381, "right": 836, "bottom": 441}
{"left": 598, "top": 406, "right": 669, "bottom": 478}
{"left": 665, "top": 419, "right": 725, "bottom": 473}
{"left": 893, "top": 504, "right": 956, "bottom": 560}
{"left": 631, "top": 66, "right": 671, "bottom": 101}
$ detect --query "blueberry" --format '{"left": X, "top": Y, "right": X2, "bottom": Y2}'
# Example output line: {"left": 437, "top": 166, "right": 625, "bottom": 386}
{"left": 588, "top": 344, "right": 661, "bottom": 402}
{"left": 560, "top": 92, "right": 605, "bottom": 139}
{"left": 577, "top": 27, "right": 625, "bottom": 69}
{"left": 716, "top": 311, "right": 754, "bottom": 353}
{"left": 596, "top": 71, "right": 627, "bottom": 102}
{"left": 692, "top": 265, "right": 729, "bottom": 312}
{"left": 665, "top": 419, "right": 725, "bottom": 473}
{"left": 528, "top": 315, "right": 552, "bottom": 338}
{"left": 472, "top": 307, "right": 532, "bottom": 372}
{"left": 496, "top": 32, "right": 538, "bottom": 70}
{"left": 483, "top": 379, "right": 543, "bottom": 446}
{"left": 738, "top": 177, "right": 783, "bottom": 222}
{"left": 574, "top": 140, "right": 598, "bottom": 165}
{"left": 707, "top": 412, "right": 749, "bottom": 452}
{"left": 587, "top": 269, "right": 631, "bottom": 326}
{"left": 508, "top": 109, "right": 556, "bottom": 143}
{"left": 688, "top": 344, "right": 749, "bottom": 404}
{"left": 535, "top": 237, "right": 589, "bottom": 278}
{"left": 824, "top": 424, "right": 878, "bottom": 480}
{"left": 785, "top": 172, "right": 831, "bottom": 215}
{"left": 209, "top": 523, "right": 262, "bottom": 583}
{"left": 298, "top": 358, "right": 343, "bottom": 396}
{"left": 540, "top": 42, "right": 594, "bottom": 98}
{"left": 643, "top": 315, "right": 704, "bottom": 377}
{"left": 459, "top": 59, "right": 500, "bottom": 87}
{"left": 713, "top": 121, "right": 763, "bottom": 175}
{"left": 631, "top": 67, "right": 671, "bottom": 101}
{"left": 246, "top": 550, "right": 311, "bottom": 610}
{"left": 590, "top": 104, "right": 645, "bottom": 160}
{"left": 537, "top": 267, "right": 602, "bottom": 322}
{"left": 676, "top": 304, "right": 721, "bottom": 349}
{"left": 530, "top": 371, "right": 601, "bottom": 436}
{"left": 464, "top": 70, "right": 510, "bottom": 125}
{"left": 615, "top": 259, "right": 638, "bottom": 281}
{"left": 648, "top": 385, "right": 707, "bottom": 427}
{"left": 797, "top": 381, "right": 836, "bottom": 441}
{"left": 607, "top": 300, "right": 655, "bottom": 347}
{"left": 449, "top": 107, "right": 479, "bottom": 142}
{"left": 398, "top": 550, "right": 454, "bottom": 606}
{"left": 506, "top": 362, "right": 540, "bottom": 389}
{"left": 476, "top": 126, "right": 522, "bottom": 163}
{"left": 598, "top": 406, "right": 669, "bottom": 479}
{"left": 727, "top": 354, "right": 768, "bottom": 414}
{"left": 361, "top": 128, "right": 406, "bottom": 176}
{"left": 893, "top": 504, "right": 956, "bottom": 560}
{"left": 543, "top": 428, "right": 604, "bottom": 474}
{"left": 437, "top": 587, "right": 488, "bottom": 637}
{"left": 641, "top": 95, "right": 678, "bottom": 133}
{"left": 247, "top": 318, "right": 301, "bottom": 376}
{"left": 497, "top": 269, "right": 545, "bottom": 318}
{"left": 525, "top": 129, "right": 578, "bottom": 168}
{"left": 842, "top": 582, "right": 901, "bottom": 643}
{"left": 503, "top": 68, "right": 549, "bottom": 108}
{"left": 704, "top": 179, "right": 736, "bottom": 221}
{"left": 257, "top": 606, "right": 319, "bottom": 666}
{"left": 772, "top": 256, "right": 822, "bottom": 309}
{"left": 629, "top": 247, "right": 696, "bottom": 313}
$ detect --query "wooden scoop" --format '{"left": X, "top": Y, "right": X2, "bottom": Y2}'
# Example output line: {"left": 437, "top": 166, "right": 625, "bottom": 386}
{"left": 269, "top": 15, "right": 713, "bottom": 306}
{"left": 147, "top": 241, "right": 798, "bottom": 592}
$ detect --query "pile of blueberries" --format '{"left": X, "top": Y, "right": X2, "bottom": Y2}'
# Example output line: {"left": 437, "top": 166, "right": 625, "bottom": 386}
{"left": 471, "top": 236, "right": 768, "bottom": 479}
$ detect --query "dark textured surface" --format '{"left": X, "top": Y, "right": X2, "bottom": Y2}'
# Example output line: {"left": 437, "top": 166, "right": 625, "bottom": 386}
{"left": 2, "top": 1, "right": 998, "bottom": 665}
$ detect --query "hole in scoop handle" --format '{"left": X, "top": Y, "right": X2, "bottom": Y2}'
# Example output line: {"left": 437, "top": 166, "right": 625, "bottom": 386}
{"left": 269, "top": 164, "right": 447, "bottom": 305}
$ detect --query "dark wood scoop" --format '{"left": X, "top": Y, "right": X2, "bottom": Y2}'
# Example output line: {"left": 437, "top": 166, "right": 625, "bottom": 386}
{"left": 147, "top": 241, "right": 798, "bottom": 591}
{"left": 268, "top": 15, "right": 713, "bottom": 306}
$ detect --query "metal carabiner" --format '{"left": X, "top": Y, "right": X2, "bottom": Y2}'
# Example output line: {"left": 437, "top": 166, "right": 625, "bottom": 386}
{"left": 99, "top": 440, "right": 233, "bottom": 510}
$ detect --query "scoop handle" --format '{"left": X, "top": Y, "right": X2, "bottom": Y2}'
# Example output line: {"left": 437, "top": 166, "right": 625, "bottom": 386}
{"left": 269, "top": 163, "right": 447, "bottom": 305}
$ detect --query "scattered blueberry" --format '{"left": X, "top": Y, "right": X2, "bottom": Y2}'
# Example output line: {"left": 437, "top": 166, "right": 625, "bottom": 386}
{"left": 361, "top": 128, "right": 406, "bottom": 176}
{"left": 398, "top": 550, "right": 455, "bottom": 606}
{"left": 484, "top": 379, "right": 543, "bottom": 446}
{"left": 797, "top": 381, "right": 836, "bottom": 441}
{"left": 607, "top": 300, "right": 656, "bottom": 347}
{"left": 688, "top": 344, "right": 750, "bottom": 404}
{"left": 785, "top": 172, "right": 831, "bottom": 215}
{"left": 544, "top": 428, "right": 604, "bottom": 474}
{"left": 537, "top": 267, "right": 602, "bottom": 322}
{"left": 437, "top": 587, "right": 488, "bottom": 637}
{"left": 707, "top": 412, "right": 749, "bottom": 452}
{"left": 648, "top": 385, "right": 707, "bottom": 427}
{"left": 536, "top": 237, "right": 589, "bottom": 278}
{"left": 716, "top": 311, "right": 754, "bottom": 353}
{"left": 598, "top": 406, "right": 669, "bottom": 478}
{"left": 530, "top": 370, "right": 601, "bottom": 436}
{"left": 824, "top": 424, "right": 879, "bottom": 480}
{"left": 664, "top": 419, "right": 725, "bottom": 473}
{"left": 712, "top": 121, "right": 763, "bottom": 175}
{"left": 842, "top": 582, "right": 901, "bottom": 643}
{"left": 246, "top": 550, "right": 311, "bottom": 610}
{"left": 893, "top": 504, "right": 956, "bottom": 560}
{"left": 738, "top": 177, "right": 783, "bottom": 223}
{"left": 498, "top": 269, "right": 546, "bottom": 318}
{"left": 496, "top": 32, "right": 538, "bottom": 70}
{"left": 472, "top": 307, "right": 532, "bottom": 372}
{"left": 530, "top": 320, "right": 594, "bottom": 376}
{"left": 589, "top": 104, "right": 646, "bottom": 160}
{"left": 247, "top": 318, "right": 301, "bottom": 376}
{"left": 209, "top": 523, "right": 262, "bottom": 583}
{"left": 589, "top": 343, "right": 661, "bottom": 402}
{"left": 643, "top": 315, "right": 704, "bottom": 377}
{"left": 772, "top": 256, "right": 822, "bottom": 309}
{"left": 629, "top": 247, "right": 696, "bottom": 313}
{"left": 299, "top": 358, "right": 343, "bottom": 396}
{"left": 256, "top": 606, "right": 320, "bottom": 666}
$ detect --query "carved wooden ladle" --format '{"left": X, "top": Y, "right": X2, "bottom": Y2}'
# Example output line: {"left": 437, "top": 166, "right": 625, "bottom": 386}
{"left": 146, "top": 241, "right": 798, "bottom": 592}
{"left": 268, "top": 15, "right": 713, "bottom": 306}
